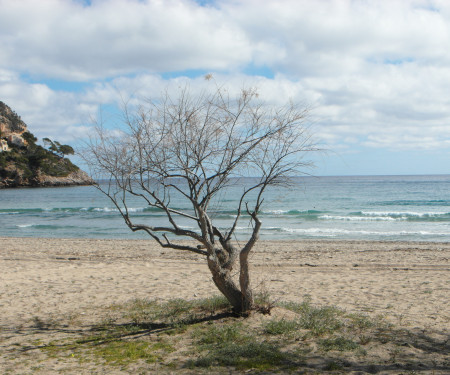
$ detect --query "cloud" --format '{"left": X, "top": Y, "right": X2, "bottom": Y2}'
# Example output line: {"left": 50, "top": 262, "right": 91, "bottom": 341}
{"left": 0, "top": 69, "right": 96, "bottom": 142}
{"left": 1, "top": 0, "right": 450, "bottom": 170}
{"left": 2, "top": 0, "right": 449, "bottom": 81}
{"left": 219, "top": 0, "right": 450, "bottom": 74}
{"left": 0, "top": 0, "right": 251, "bottom": 80}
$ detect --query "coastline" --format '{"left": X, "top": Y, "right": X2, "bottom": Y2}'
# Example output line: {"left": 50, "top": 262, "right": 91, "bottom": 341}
{"left": 0, "top": 169, "right": 94, "bottom": 189}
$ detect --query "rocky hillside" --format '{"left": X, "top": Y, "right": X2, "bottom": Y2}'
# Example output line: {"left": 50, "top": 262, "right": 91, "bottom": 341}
{"left": 0, "top": 101, "right": 28, "bottom": 136}
{"left": 0, "top": 101, "right": 93, "bottom": 188}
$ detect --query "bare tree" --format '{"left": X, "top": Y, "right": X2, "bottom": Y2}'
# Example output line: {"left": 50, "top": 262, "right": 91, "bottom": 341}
{"left": 83, "top": 85, "right": 316, "bottom": 313}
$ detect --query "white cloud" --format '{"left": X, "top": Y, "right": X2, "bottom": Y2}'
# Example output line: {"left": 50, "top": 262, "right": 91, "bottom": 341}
{"left": 2, "top": 0, "right": 449, "bottom": 81}
{"left": 1, "top": 0, "right": 450, "bottom": 171}
{"left": 0, "top": 0, "right": 251, "bottom": 80}
{"left": 0, "top": 70, "right": 96, "bottom": 142}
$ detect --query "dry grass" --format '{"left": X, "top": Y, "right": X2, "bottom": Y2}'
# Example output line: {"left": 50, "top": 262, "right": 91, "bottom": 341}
{"left": 1, "top": 295, "right": 449, "bottom": 374}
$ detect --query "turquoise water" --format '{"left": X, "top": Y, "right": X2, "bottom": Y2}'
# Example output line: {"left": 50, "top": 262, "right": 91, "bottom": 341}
{"left": 1, "top": 175, "right": 449, "bottom": 241}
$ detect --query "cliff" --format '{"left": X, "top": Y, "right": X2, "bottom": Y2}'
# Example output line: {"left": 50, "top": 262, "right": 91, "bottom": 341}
{"left": 0, "top": 101, "right": 28, "bottom": 136}
{"left": 0, "top": 101, "right": 93, "bottom": 188}
{"left": 0, "top": 162, "right": 94, "bottom": 188}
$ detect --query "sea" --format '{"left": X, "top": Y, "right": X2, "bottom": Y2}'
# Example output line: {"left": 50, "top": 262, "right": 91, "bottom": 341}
{"left": 1, "top": 175, "right": 449, "bottom": 242}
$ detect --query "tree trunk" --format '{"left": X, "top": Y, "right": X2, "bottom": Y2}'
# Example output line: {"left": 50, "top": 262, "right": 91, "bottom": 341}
{"left": 207, "top": 256, "right": 253, "bottom": 313}
{"left": 239, "top": 248, "right": 254, "bottom": 312}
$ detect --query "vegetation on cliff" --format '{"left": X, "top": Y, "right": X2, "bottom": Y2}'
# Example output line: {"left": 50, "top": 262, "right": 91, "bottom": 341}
{"left": 0, "top": 132, "right": 78, "bottom": 180}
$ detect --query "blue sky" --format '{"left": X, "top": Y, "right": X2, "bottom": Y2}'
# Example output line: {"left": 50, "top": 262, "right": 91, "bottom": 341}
{"left": 1, "top": 0, "right": 449, "bottom": 176}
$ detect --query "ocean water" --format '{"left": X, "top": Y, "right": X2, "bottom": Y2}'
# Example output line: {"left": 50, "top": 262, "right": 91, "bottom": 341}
{"left": 1, "top": 175, "right": 449, "bottom": 242}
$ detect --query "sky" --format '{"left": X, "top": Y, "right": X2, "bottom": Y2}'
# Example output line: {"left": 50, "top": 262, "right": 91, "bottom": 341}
{"left": 0, "top": 0, "right": 449, "bottom": 176}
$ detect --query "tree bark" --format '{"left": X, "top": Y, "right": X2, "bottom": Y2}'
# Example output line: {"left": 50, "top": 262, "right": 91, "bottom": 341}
{"left": 239, "top": 248, "right": 254, "bottom": 312}
{"left": 207, "top": 255, "right": 252, "bottom": 313}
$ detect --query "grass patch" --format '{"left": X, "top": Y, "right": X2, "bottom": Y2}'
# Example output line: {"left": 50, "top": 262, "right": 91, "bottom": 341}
{"left": 92, "top": 341, "right": 158, "bottom": 365}
{"left": 263, "top": 318, "right": 299, "bottom": 335}
{"left": 121, "top": 295, "right": 231, "bottom": 327}
{"left": 191, "top": 322, "right": 295, "bottom": 370}
{"left": 29, "top": 295, "right": 435, "bottom": 373}
{"left": 193, "top": 294, "right": 230, "bottom": 314}
{"left": 191, "top": 340, "right": 293, "bottom": 370}
{"left": 319, "top": 336, "right": 360, "bottom": 352}
{"left": 280, "top": 298, "right": 344, "bottom": 336}
{"left": 194, "top": 322, "right": 244, "bottom": 346}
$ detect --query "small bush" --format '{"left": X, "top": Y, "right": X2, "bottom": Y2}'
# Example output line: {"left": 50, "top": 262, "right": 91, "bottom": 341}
{"left": 163, "top": 299, "right": 195, "bottom": 321}
{"left": 281, "top": 299, "right": 344, "bottom": 336}
{"left": 347, "top": 313, "right": 376, "bottom": 331}
{"left": 125, "top": 299, "right": 163, "bottom": 324}
{"left": 263, "top": 318, "right": 299, "bottom": 335}
{"left": 194, "top": 322, "right": 244, "bottom": 346}
{"left": 254, "top": 290, "right": 274, "bottom": 314}
{"left": 193, "top": 295, "right": 230, "bottom": 314}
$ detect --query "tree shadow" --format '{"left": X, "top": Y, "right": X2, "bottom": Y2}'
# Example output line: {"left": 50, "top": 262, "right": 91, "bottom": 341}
{"left": 12, "top": 309, "right": 237, "bottom": 353}
{"left": 297, "top": 326, "right": 449, "bottom": 374}
{"left": 3, "top": 311, "right": 448, "bottom": 374}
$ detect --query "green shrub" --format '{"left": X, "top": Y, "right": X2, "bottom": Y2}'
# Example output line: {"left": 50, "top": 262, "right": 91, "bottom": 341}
{"left": 194, "top": 323, "right": 244, "bottom": 346}
{"left": 263, "top": 318, "right": 299, "bottom": 335}
{"left": 0, "top": 131, "right": 79, "bottom": 180}
{"left": 124, "top": 299, "right": 163, "bottom": 324}
{"left": 193, "top": 295, "right": 230, "bottom": 314}
{"left": 281, "top": 299, "right": 344, "bottom": 336}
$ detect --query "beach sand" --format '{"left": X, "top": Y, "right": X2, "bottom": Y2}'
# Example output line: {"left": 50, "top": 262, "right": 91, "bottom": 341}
{"left": 1, "top": 237, "right": 449, "bottom": 373}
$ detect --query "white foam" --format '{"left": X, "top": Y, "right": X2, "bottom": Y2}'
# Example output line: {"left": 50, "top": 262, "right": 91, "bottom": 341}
{"left": 91, "top": 207, "right": 151, "bottom": 213}
{"left": 126, "top": 207, "right": 145, "bottom": 213}
{"left": 320, "top": 215, "right": 397, "bottom": 221}
{"left": 261, "top": 227, "right": 447, "bottom": 237}
{"left": 93, "top": 207, "right": 119, "bottom": 212}
{"left": 361, "top": 211, "right": 447, "bottom": 217}
{"left": 262, "top": 209, "right": 289, "bottom": 215}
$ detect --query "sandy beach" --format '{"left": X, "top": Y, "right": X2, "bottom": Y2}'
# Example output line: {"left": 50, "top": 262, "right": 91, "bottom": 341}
{"left": 1, "top": 237, "right": 449, "bottom": 373}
